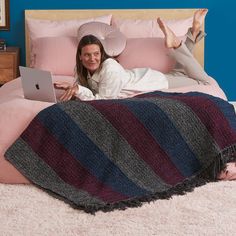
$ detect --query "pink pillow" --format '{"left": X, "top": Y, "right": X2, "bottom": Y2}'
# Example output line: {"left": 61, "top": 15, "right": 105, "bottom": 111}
{"left": 117, "top": 38, "right": 176, "bottom": 73}
{"left": 112, "top": 16, "right": 193, "bottom": 38}
{"left": 33, "top": 36, "right": 77, "bottom": 76}
{"left": 77, "top": 22, "right": 126, "bottom": 57}
{"left": 27, "top": 15, "right": 112, "bottom": 40}
{"left": 161, "top": 17, "right": 193, "bottom": 37}
{"left": 112, "top": 18, "right": 155, "bottom": 38}
{"left": 27, "top": 15, "right": 112, "bottom": 67}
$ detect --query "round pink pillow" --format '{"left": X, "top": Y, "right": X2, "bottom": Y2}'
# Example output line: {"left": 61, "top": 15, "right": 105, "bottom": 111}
{"left": 77, "top": 22, "right": 126, "bottom": 57}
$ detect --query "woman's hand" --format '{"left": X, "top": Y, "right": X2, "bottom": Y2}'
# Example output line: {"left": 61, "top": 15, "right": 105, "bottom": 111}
{"left": 54, "top": 82, "right": 79, "bottom": 101}
{"left": 54, "top": 81, "right": 71, "bottom": 90}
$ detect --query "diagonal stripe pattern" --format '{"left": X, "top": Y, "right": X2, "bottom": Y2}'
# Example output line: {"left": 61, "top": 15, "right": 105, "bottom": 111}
{"left": 5, "top": 91, "right": 236, "bottom": 213}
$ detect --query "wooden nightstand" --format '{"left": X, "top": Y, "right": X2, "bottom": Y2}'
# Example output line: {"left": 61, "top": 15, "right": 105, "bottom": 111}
{"left": 0, "top": 47, "right": 20, "bottom": 85}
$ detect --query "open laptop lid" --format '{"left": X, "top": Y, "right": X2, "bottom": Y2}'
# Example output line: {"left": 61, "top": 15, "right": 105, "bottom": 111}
{"left": 19, "top": 66, "right": 57, "bottom": 103}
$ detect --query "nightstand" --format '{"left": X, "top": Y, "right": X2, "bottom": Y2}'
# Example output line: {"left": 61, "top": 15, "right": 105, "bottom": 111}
{"left": 0, "top": 47, "right": 20, "bottom": 85}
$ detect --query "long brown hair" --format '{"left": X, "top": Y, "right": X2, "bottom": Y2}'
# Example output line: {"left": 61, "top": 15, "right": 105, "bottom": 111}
{"left": 76, "top": 35, "right": 110, "bottom": 87}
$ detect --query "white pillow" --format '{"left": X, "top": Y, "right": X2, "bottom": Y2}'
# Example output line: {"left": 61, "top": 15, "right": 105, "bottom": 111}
{"left": 77, "top": 22, "right": 126, "bottom": 57}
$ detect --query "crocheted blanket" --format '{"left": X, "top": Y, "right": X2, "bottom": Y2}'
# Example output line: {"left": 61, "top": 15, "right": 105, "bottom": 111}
{"left": 5, "top": 91, "right": 236, "bottom": 213}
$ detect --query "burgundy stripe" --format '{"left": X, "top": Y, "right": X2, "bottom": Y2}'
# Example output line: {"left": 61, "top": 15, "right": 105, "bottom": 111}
{"left": 90, "top": 101, "right": 184, "bottom": 185}
{"left": 21, "top": 118, "right": 128, "bottom": 203}
{"left": 134, "top": 93, "right": 236, "bottom": 149}
{"left": 163, "top": 95, "right": 236, "bottom": 149}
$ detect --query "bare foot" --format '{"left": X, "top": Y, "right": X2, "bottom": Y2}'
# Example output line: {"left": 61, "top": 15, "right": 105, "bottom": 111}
{"left": 218, "top": 162, "right": 236, "bottom": 181}
{"left": 191, "top": 9, "right": 208, "bottom": 40}
{"left": 157, "top": 17, "right": 181, "bottom": 49}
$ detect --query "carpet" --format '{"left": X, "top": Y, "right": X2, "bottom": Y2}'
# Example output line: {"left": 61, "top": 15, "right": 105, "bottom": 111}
{"left": 0, "top": 181, "right": 235, "bottom": 236}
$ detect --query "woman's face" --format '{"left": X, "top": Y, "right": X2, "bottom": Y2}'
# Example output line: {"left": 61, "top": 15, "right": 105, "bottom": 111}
{"left": 80, "top": 44, "right": 102, "bottom": 74}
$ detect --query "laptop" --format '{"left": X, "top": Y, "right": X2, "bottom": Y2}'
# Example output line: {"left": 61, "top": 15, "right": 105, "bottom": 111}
{"left": 19, "top": 66, "right": 57, "bottom": 103}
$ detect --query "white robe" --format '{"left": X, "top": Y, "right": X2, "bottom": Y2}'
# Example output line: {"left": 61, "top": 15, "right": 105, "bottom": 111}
{"left": 75, "top": 58, "right": 168, "bottom": 100}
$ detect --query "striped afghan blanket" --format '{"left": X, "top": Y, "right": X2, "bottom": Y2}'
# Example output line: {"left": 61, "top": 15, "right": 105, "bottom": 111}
{"left": 5, "top": 91, "right": 236, "bottom": 213}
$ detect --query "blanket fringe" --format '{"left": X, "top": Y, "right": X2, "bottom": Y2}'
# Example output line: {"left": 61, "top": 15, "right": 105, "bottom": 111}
{"left": 215, "top": 144, "right": 236, "bottom": 176}
{"left": 23, "top": 144, "right": 236, "bottom": 214}
{"left": 78, "top": 176, "right": 208, "bottom": 214}
{"left": 200, "top": 144, "right": 236, "bottom": 180}
{"left": 40, "top": 171, "right": 209, "bottom": 215}
{"left": 77, "top": 144, "right": 236, "bottom": 214}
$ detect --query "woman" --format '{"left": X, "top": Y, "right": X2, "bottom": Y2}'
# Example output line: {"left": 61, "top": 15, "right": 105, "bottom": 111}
{"left": 54, "top": 9, "right": 236, "bottom": 180}
{"left": 54, "top": 9, "right": 211, "bottom": 101}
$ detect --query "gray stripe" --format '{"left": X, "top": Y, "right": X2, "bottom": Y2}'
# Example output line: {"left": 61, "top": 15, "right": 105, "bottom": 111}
{"left": 5, "top": 138, "right": 105, "bottom": 207}
{"left": 148, "top": 98, "right": 220, "bottom": 166}
{"left": 59, "top": 102, "right": 170, "bottom": 193}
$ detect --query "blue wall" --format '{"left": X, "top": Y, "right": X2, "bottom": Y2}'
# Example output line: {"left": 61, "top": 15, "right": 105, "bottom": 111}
{"left": 0, "top": 0, "right": 235, "bottom": 100}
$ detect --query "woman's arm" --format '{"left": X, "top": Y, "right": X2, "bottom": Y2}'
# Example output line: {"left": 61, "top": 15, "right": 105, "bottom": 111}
{"left": 54, "top": 81, "right": 104, "bottom": 101}
{"left": 54, "top": 59, "right": 127, "bottom": 101}
{"left": 54, "top": 82, "right": 79, "bottom": 101}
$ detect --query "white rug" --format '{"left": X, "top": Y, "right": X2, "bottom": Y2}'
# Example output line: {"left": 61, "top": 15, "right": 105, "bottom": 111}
{"left": 0, "top": 181, "right": 235, "bottom": 236}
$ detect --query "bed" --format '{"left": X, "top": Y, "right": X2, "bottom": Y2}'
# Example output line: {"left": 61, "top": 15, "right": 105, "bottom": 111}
{"left": 0, "top": 9, "right": 235, "bottom": 213}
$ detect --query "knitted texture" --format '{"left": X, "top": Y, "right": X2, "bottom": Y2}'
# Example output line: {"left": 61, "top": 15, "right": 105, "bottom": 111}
{"left": 5, "top": 91, "right": 236, "bottom": 213}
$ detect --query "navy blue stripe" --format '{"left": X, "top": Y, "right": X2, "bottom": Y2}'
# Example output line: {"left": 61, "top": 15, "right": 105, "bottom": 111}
{"left": 37, "top": 105, "right": 149, "bottom": 197}
{"left": 186, "top": 92, "right": 236, "bottom": 132}
{"left": 117, "top": 99, "right": 201, "bottom": 177}
{"left": 138, "top": 91, "right": 236, "bottom": 134}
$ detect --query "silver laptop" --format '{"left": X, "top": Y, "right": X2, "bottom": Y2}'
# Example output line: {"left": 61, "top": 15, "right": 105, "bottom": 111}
{"left": 19, "top": 66, "right": 57, "bottom": 103}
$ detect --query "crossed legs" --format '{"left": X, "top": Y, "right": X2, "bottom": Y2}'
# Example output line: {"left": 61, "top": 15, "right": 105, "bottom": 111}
{"left": 158, "top": 10, "right": 236, "bottom": 181}
{"left": 157, "top": 9, "right": 211, "bottom": 88}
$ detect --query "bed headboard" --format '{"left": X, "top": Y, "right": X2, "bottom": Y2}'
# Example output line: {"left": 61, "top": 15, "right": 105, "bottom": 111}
{"left": 25, "top": 9, "right": 204, "bottom": 67}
